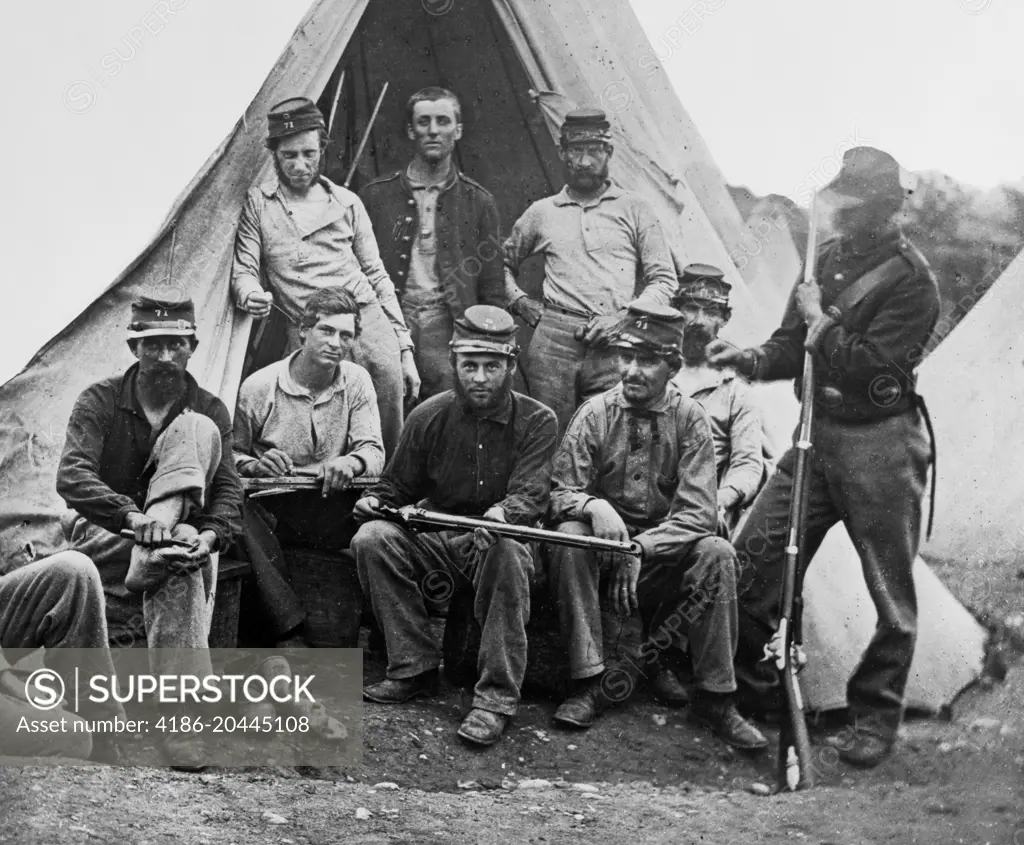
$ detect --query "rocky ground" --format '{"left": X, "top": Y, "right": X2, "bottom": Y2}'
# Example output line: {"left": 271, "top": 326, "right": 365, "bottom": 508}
{"left": 1, "top": 553, "right": 1022, "bottom": 845}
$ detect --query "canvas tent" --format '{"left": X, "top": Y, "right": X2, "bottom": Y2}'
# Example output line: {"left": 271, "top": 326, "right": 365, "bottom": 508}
{"left": 0, "top": 0, "right": 983, "bottom": 711}
{"left": 917, "top": 248, "right": 1024, "bottom": 566}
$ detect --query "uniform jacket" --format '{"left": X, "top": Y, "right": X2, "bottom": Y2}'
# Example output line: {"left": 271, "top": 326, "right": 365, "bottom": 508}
{"left": 360, "top": 167, "right": 504, "bottom": 317}
{"left": 752, "top": 228, "right": 939, "bottom": 422}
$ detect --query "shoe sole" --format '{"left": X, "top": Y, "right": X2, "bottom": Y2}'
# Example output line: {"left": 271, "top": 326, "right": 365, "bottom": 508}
{"left": 651, "top": 693, "right": 690, "bottom": 709}
{"left": 456, "top": 727, "right": 502, "bottom": 746}
{"left": 692, "top": 713, "right": 768, "bottom": 751}
{"left": 362, "top": 687, "right": 438, "bottom": 705}
{"left": 552, "top": 713, "right": 595, "bottom": 729}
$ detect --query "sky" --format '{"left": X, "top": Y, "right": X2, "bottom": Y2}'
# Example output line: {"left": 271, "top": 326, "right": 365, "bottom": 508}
{"left": 0, "top": 0, "right": 1020, "bottom": 384}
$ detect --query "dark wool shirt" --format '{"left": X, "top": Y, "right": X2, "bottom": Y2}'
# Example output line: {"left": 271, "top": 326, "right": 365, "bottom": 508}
{"left": 56, "top": 364, "right": 244, "bottom": 551}
{"left": 752, "top": 228, "right": 939, "bottom": 422}
{"left": 368, "top": 389, "right": 557, "bottom": 525}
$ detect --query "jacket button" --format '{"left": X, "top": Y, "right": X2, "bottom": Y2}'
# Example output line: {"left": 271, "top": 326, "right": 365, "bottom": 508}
{"left": 402, "top": 236, "right": 411, "bottom": 242}
{"left": 397, "top": 270, "right": 405, "bottom": 277}
{"left": 407, "top": 199, "right": 415, "bottom": 206}
{"left": 404, "top": 216, "right": 413, "bottom": 223}
{"left": 399, "top": 254, "right": 408, "bottom": 261}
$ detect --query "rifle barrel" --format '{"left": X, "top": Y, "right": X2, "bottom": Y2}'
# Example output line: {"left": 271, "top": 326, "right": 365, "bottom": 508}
{"left": 241, "top": 476, "right": 380, "bottom": 492}
{"left": 385, "top": 506, "right": 642, "bottom": 557}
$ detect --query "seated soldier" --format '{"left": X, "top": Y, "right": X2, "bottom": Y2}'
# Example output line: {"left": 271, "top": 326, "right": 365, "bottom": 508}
{"left": 545, "top": 301, "right": 767, "bottom": 750}
{"left": 234, "top": 285, "right": 385, "bottom": 547}
{"left": 57, "top": 294, "right": 244, "bottom": 770}
{"left": 670, "top": 264, "right": 766, "bottom": 536}
{"left": 351, "top": 306, "right": 557, "bottom": 747}
{"left": 0, "top": 551, "right": 126, "bottom": 762}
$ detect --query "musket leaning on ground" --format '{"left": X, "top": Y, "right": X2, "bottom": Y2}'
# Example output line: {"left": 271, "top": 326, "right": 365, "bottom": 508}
{"left": 764, "top": 192, "right": 820, "bottom": 792}
{"left": 376, "top": 505, "right": 643, "bottom": 557}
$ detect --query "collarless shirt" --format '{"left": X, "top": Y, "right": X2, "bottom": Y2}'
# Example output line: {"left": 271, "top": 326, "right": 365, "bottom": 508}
{"left": 671, "top": 366, "right": 764, "bottom": 510}
{"left": 405, "top": 166, "right": 445, "bottom": 297}
{"left": 231, "top": 174, "right": 412, "bottom": 349}
{"left": 549, "top": 382, "right": 717, "bottom": 560}
{"left": 369, "top": 390, "right": 558, "bottom": 525}
{"left": 503, "top": 181, "right": 677, "bottom": 315}
{"left": 57, "top": 364, "right": 243, "bottom": 550}
{"left": 233, "top": 352, "right": 384, "bottom": 478}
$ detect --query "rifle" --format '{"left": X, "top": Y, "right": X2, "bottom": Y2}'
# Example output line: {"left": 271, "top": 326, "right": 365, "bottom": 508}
{"left": 376, "top": 505, "right": 643, "bottom": 557}
{"left": 764, "top": 192, "right": 819, "bottom": 792}
{"left": 344, "top": 82, "right": 389, "bottom": 190}
{"left": 241, "top": 475, "right": 380, "bottom": 498}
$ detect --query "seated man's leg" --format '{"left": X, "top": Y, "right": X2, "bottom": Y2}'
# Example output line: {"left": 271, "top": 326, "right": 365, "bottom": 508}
{"left": 457, "top": 535, "right": 533, "bottom": 746}
{"left": 353, "top": 520, "right": 448, "bottom": 699}
{"left": 0, "top": 552, "right": 125, "bottom": 760}
{"left": 546, "top": 521, "right": 607, "bottom": 728}
{"left": 638, "top": 536, "right": 766, "bottom": 750}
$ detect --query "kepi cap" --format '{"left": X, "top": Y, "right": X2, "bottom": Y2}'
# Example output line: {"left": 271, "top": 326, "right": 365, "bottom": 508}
{"left": 267, "top": 97, "right": 326, "bottom": 141}
{"left": 674, "top": 263, "right": 731, "bottom": 310}
{"left": 127, "top": 295, "right": 197, "bottom": 340}
{"left": 450, "top": 305, "right": 519, "bottom": 357}
{"left": 560, "top": 108, "right": 612, "bottom": 145}
{"left": 823, "top": 146, "right": 916, "bottom": 202}
{"left": 611, "top": 300, "right": 684, "bottom": 356}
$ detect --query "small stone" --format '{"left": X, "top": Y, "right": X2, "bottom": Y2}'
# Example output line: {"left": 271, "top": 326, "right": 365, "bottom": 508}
{"left": 969, "top": 717, "right": 1001, "bottom": 732}
{"left": 567, "top": 744, "right": 578, "bottom": 751}
{"left": 262, "top": 812, "right": 288, "bottom": 826}
{"left": 457, "top": 779, "right": 482, "bottom": 790}
{"left": 373, "top": 782, "right": 400, "bottom": 790}
{"left": 750, "top": 782, "right": 772, "bottom": 796}
{"left": 199, "top": 775, "right": 217, "bottom": 785}
{"left": 518, "top": 778, "right": 554, "bottom": 789}
{"left": 937, "top": 742, "right": 954, "bottom": 754}
{"left": 354, "top": 808, "right": 372, "bottom": 821}
{"left": 518, "top": 757, "right": 525, "bottom": 763}
{"left": 573, "top": 814, "right": 585, "bottom": 821}
{"left": 418, "top": 754, "right": 428, "bottom": 760}
{"left": 652, "top": 714, "right": 667, "bottom": 727}
{"left": 571, "top": 783, "right": 599, "bottom": 793}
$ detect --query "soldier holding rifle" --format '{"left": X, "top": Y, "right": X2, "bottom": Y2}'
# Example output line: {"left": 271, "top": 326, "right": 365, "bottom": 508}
{"left": 545, "top": 301, "right": 767, "bottom": 750}
{"left": 350, "top": 306, "right": 557, "bottom": 747}
{"left": 707, "top": 147, "right": 939, "bottom": 768}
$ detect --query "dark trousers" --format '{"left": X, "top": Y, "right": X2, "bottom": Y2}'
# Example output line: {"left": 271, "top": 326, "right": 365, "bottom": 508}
{"left": 733, "top": 410, "right": 930, "bottom": 738}
{"left": 352, "top": 520, "right": 534, "bottom": 716}
{"left": 547, "top": 523, "right": 739, "bottom": 693}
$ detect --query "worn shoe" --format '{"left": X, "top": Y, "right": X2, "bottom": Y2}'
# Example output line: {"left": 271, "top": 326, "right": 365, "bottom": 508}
{"left": 553, "top": 687, "right": 601, "bottom": 729}
{"left": 650, "top": 669, "right": 691, "bottom": 708}
{"left": 362, "top": 669, "right": 439, "bottom": 704}
{"left": 691, "top": 692, "right": 769, "bottom": 751}
{"left": 828, "top": 729, "right": 895, "bottom": 769}
{"left": 457, "top": 708, "right": 509, "bottom": 746}
{"left": 161, "top": 733, "right": 207, "bottom": 772}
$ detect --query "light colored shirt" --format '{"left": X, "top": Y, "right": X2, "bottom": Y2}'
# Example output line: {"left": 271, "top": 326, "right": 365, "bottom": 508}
{"left": 502, "top": 182, "right": 677, "bottom": 316}
{"left": 672, "top": 367, "right": 765, "bottom": 511}
{"left": 233, "top": 353, "right": 385, "bottom": 478}
{"left": 231, "top": 175, "right": 412, "bottom": 350}
{"left": 405, "top": 171, "right": 443, "bottom": 298}
{"left": 549, "top": 382, "right": 718, "bottom": 561}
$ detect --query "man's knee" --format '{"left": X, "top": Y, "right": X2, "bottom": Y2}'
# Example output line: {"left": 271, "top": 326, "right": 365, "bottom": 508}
{"left": 351, "top": 519, "right": 405, "bottom": 554}
{"left": 164, "top": 409, "right": 220, "bottom": 444}
{"left": 41, "top": 550, "right": 101, "bottom": 593}
{"left": 688, "top": 536, "right": 739, "bottom": 602}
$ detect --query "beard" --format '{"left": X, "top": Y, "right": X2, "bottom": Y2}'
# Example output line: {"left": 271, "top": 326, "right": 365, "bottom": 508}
{"left": 455, "top": 369, "right": 515, "bottom": 412}
{"left": 273, "top": 155, "right": 321, "bottom": 192}
{"left": 681, "top": 323, "right": 715, "bottom": 365}
{"left": 565, "top": 160, "right": 609, "bottom": 193}
{"left": 142, "top": 366, "right": 187, "bottom": 404}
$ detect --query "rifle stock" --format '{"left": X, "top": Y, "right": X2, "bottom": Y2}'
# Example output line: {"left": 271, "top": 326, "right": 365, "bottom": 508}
{"left": 377, "top": 505, "right": 643, "bottom": 557}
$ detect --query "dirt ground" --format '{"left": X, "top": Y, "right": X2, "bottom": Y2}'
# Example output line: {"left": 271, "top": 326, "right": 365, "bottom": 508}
{"left": 1, "top": 555, "right": 1022, "bottom": 845}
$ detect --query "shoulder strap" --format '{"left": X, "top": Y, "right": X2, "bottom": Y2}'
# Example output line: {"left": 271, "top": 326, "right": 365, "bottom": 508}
{"left": 833, "top": 255, "right": 908, "bottom": 314}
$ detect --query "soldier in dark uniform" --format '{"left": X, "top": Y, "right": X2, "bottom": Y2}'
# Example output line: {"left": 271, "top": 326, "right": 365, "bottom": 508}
{"left": 707, "top": 147, "right": 939, "bottom": 768}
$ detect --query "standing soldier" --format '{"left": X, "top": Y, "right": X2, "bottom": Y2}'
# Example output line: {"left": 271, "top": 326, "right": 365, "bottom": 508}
{"left": 361, "top": 87, "right": 504, "bottom": 399}
{"left": 351, "top": 306, "right": 557, "bottom": 747}
{"left": 546, "top": 301, "right": 767, "bottom": 750}
{"left": 503, "top": 109, "right": 677, "bottom": 435}
{"left": 671, "top": 264, "right": 766, "bottom": 535}
{"left": 232, "top": 97, "right": 419, "bottom": 455}
{"left": 707, "top": 147, "right": 938, "bottom": 767}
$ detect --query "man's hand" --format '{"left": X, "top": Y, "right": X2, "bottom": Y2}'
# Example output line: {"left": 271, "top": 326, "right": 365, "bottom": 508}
{"left": 163, "top": 528, "right": 216, "bottom": 576}
{"left": 242, "top": 290, "right": 274, "bottom": 318}
{"left": 580, "top": 314, "right": 621, "bottom": 347}
{"left": 795, "top": 281, "right": 823, "bottom": 324}
{"left": 253, "top": 448, "right": 294, "bottom": 477}
{"left": 473, "top": 506, "right": 506, "bottom": 552}
{"left": 512, "top": 297, "right": 544, "bottom": 329}
{"left": 353, "top": 495, "right": 383, "bottom": 522}
{"left": 609, "top": 554, "right": 642, "bottom": 617}
{"left": 124, "top": 511, "right": 172, "bottom": 547}
{"left": 583, "top": 499, "right": 630, "bottom": 544}
{"left": 401, "top": 350, "right": 421, "bottom": 405}
{"left": 320, "top": 456, "right": 360, "bottom": 496}
{"left": 705, "top": 339, "right": 749, "bottom": 369}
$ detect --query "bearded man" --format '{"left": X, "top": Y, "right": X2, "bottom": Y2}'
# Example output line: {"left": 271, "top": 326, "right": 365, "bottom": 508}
{"left": 671, "top": 264, "right": 766, "bottom": 536}
{"left": 232, "top": 97, "right": 419, "bottom": 455}
{"left": 351, "top": 306, "right": 557, "bottom": 747}
{"left": 502, "top": 109, "right": 677, "bottom": 436}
